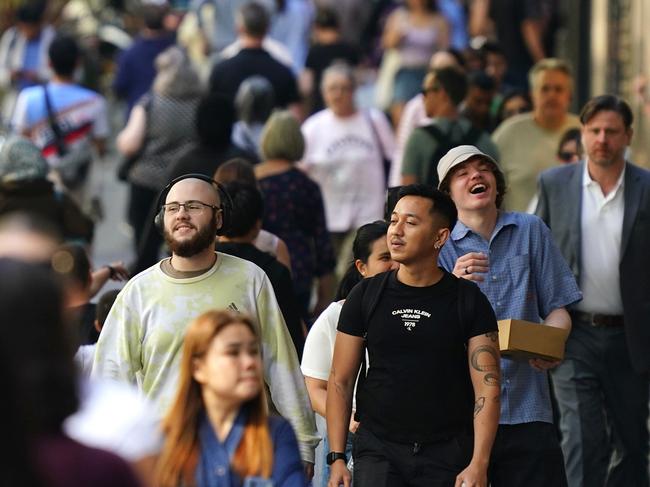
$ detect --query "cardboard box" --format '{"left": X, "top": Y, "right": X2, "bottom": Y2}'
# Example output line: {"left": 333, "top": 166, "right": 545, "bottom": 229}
{"left": 497, "top": 319, "right": 569, "bottom": 361}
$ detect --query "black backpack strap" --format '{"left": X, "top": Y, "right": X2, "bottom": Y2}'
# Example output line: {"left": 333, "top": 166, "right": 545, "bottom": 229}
{"left": 424, "top": 122, "right": 486, "bottom": 187}
{"left": 355, "top": 270, "right": 392, "bottom": 420}
{"left": 422, "top": 123, "right": 446, "bottom": 144}
{"left": 360, "top": 270, "right": 392, "bottom": 322}
{"left": 423, "top": 122, "right": 455, "bottom": 187}
{"left": 461, "top": 125, "right": 483, "bottom": 147}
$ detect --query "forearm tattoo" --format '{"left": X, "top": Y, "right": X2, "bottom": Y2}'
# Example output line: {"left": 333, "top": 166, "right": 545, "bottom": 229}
{"left": 474, "top": 396, "right": 485, "bottom": 418}
{"left": 470, "top": 345, "right": 500, "bottom": 386}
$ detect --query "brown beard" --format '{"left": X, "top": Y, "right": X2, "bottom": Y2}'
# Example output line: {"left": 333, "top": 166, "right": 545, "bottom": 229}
{"left": 164, "top": 217, "right": 218, "bottom": 257}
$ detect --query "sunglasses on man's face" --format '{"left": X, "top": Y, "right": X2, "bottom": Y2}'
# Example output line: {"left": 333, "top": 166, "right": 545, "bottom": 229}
{"left": 558, "top": 151, "right": 578, "bottom": 162}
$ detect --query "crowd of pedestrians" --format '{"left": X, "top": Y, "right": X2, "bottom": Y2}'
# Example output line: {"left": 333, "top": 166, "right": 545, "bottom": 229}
{"left": 0, "top": 1, "right": 649, "bottom": 487}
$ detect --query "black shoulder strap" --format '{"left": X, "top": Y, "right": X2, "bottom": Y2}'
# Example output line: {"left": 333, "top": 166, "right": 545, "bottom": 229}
{"left": 360, "top": 270, "right": 392, "bottom": 324}
{"left": 42, "top": 84, "right": 67, "bottom": 157}
{"left": 354, "top": 270, "right": 391, "bottom": 421}
{"left": 422, "top": 123, "right": 446, "bottom": 144}
{"left": 425, "top": 122, "right": 485, "bottom": 187}
{"left": 461, "top": 125, "right": 483, "bottom": 147}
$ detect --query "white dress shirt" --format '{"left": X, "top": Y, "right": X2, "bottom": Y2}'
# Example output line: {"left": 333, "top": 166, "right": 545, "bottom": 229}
{"left": 575, "top": 161, "right": 625, "bottom": 314}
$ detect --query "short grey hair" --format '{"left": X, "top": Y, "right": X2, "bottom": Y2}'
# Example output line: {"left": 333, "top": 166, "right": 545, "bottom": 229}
{"left": 153, "top": 46, "right": 203, "bottom": 98}
{"left": 528, "top": 58, "right": 573, "bottom": 92}
{"left": 320, "top": 62, "right": 356, "bottom": 93}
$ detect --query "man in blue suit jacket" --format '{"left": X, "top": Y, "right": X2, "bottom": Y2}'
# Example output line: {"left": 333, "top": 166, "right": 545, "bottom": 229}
{"left": 535, "top": 94, "right": 650, "bottom": 487}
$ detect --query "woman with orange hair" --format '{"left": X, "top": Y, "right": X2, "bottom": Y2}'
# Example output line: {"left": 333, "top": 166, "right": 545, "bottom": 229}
{"left": 156, "top": 310, "right": 307, "bottom": 487}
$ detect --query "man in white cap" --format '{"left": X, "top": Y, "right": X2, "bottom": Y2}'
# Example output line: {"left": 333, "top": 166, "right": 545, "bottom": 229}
{"left": 437, "top": 145, "right": 582, "bottom": 487}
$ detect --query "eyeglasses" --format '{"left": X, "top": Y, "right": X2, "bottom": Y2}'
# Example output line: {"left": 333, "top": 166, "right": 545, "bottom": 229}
{"left": 558, "top": 151, "right": 578, "bottom": 162}
{"left": 163, "top": 200, "right": 220, "bottom": 215}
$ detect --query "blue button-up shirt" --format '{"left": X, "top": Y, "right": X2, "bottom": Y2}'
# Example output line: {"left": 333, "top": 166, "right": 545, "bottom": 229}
{"left": 439, "top": 212, "right": 582, "bottom": 424}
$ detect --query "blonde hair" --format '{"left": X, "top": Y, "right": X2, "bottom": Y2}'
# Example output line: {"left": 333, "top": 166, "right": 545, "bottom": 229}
{"left": 260, "top": 111, "right": 305, "bottom": 162}
{"left": 156, "top": 310, "right": 273, "bottom": 487}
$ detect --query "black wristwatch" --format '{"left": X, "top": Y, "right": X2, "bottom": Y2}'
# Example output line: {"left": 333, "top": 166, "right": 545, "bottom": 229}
{"left": 326, "top": 451, "right": 347, "bottom": 465}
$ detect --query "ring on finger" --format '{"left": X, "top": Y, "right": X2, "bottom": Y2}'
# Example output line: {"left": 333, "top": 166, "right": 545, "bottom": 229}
{"left": 465, "top": 266, "right": 470, "bottom": 275}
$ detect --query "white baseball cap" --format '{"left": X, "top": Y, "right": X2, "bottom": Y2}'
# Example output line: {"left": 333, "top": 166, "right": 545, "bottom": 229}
{"left": 437, "top": 145, "right": 499, "bottom": 188}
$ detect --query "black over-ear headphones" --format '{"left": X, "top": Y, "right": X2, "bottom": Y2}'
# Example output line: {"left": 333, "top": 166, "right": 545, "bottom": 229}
{"left": 153, "top": 173, "right": 232, "bottom": 236}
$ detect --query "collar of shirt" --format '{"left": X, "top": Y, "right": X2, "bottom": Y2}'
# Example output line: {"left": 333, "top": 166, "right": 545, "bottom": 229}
{"left": 450, "top": 211, "right": 520, "bottom": 243}
{"left": 582, "top": 159, "right": 626, "bottom": 205}
{"left": 196, "top": 407, "right": 248, "bottom": 487}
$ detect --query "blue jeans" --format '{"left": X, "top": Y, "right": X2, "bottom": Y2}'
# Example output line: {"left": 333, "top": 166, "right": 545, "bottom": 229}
{"left": 317, "top": 432, "right": 354, "bottom": 487}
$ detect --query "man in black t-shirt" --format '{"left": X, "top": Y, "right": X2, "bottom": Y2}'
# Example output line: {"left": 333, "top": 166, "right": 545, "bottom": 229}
{"left": 303, "top": 7, "right": 360, "bottom": 114}
{"left": 327, "top": 185, "right": 500, "bottom": 487}
{"left": 208, "top": 2, "right": 301, "bottom": 118}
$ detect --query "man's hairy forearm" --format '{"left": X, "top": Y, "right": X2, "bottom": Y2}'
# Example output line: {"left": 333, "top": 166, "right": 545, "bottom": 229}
{"left": 326, "top": 366, "right": 354, "bottom": 453}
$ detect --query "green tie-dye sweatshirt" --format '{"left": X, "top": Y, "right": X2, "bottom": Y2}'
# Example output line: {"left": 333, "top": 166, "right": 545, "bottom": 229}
{"left": 92, "top": 252, "right": 318, "bottom": 461}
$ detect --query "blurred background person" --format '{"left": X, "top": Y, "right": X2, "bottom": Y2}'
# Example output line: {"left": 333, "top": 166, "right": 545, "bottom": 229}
{"left": 214, "top": 157, "right": 292, "bottom": 271}
{"left": 0, "top": 0, "right": 54, "bottom": 124}
{"left": 401, "top": 66, "right": 498, "bottom": 187}
{"left": 156, "top": 310, "right": 307, "bottom": 487}
{"left": 381, "top": 0, "right": 450, "bottom": 126}
{"left": 494, "top": 88, "right": 532, "bottom": 127}
{"left": 556, "top": 127, "right": 583, "bottom": 164}
{"left": 112, "top": 2, "right": 176, "bottom": 118}
{"left": 208, "top": 1, "right": 302, "bottom": 119}
{"left": 391, "top": 48, "right": 465, "bottom": 186}
{"left": 75, "top": 288, "right": 120, "bottom": 378}
{"left": 169, "top": 92, "right": 258, "bottom": 179}
{"left": 116, "top": 45, "right": 202, "bottom": 274}
{"left": 232, "top": 76, "right": 275, "bottom": 159}
{"left": 255, "top": 110, "right": 336, "bottom": 320}
{"left": 10, "top": 34, "right": 109, "bottom": 209}
{"left": 0, "top": 258, "right": 143, "bottom": 487}
{"left": 0, "top": 135, "right": 94, "bottom": 244}
{"left": 301, "top": 220, "right": 397, "bottom": 487}
{"left": 488, "top": 0, "right": 559, "bottom": 91}
{"left": 301, "top": 6, "right": 360, "bottom": 116}
{"left": 218, "top": 181, "right": 305, "bottom": 359}
{"left": 492, "top": 58, "right": 579, "bottom": 211}
{"left": 460, "top": 70, "right": 497, "bottom": 132}
{"left": 301, "top": 63, "right": 394, "bottom": 280}
{"left": 52, "top": 243, "right": 127, "bottom": 352}
{"left": 268, "top": 0, "right": 314, "bottom": 72}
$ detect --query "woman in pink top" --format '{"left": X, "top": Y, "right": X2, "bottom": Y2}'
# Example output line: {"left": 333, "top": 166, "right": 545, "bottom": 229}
{"left": 382, "top": 0, "right": 450, "bottom": 126}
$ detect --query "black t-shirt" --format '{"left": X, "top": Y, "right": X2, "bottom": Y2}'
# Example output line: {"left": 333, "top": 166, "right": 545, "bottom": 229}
{"left": 208, "top": 48, "right": 300, "bottom": 108}
{"left": 338, "top": 270, "right": 497, "bottom": 443}
{"left": 305, "top": 42, "right": 360, "bottom": 114}
{"left": 489, "top": 0, "right": 542, "bottom": 72}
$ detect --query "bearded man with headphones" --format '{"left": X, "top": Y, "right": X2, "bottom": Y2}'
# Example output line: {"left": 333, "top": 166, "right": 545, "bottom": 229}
{"left": 92, "top": 174, "right": 319, "bottom": 474}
